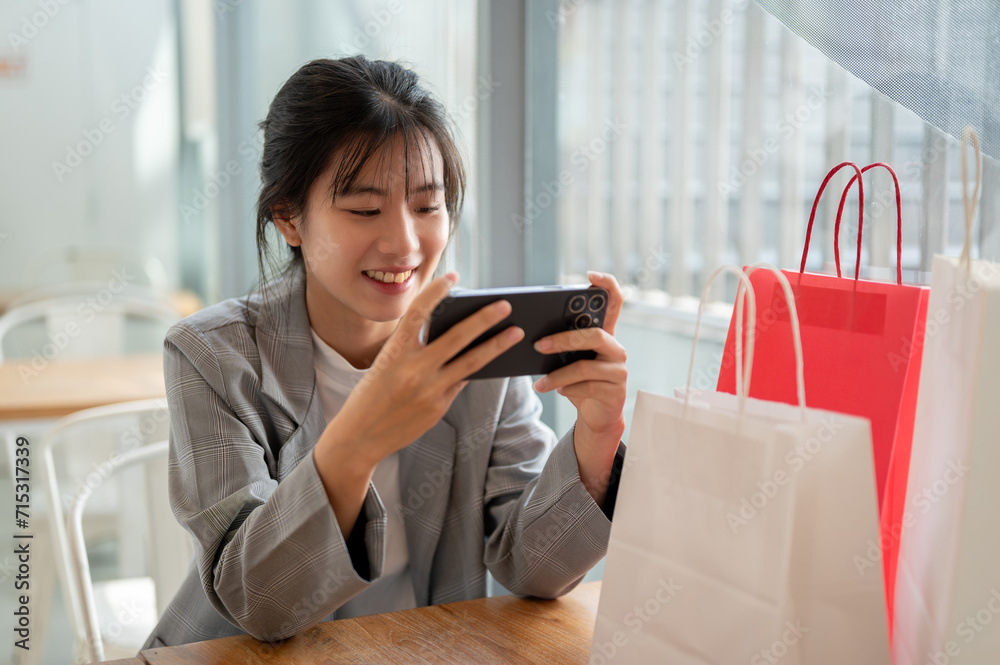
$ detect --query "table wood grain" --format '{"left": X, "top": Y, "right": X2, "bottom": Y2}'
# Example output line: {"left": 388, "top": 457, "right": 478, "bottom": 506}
{"left": 0, "top": 353, "right": 165, "bottom": 420}
{"left": 140, "top": 582, "right": 602, "bottom": 665}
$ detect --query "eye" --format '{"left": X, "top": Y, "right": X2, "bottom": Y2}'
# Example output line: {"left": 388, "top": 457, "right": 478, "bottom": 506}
{"left": 415, "top": 205, "right": 441, "bottom": 214}
{"left": 350, "top": 209, "right": 380, "bottom": 217}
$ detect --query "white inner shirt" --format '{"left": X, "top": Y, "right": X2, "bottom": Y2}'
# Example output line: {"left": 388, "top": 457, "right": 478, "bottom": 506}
{"left": 310, "top": 328, "right": 417, "bottom": 618}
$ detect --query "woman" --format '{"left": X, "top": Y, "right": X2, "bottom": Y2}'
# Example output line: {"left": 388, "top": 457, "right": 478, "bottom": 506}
{"left": 144, "top": 56, "right": 627, "bottom": 647}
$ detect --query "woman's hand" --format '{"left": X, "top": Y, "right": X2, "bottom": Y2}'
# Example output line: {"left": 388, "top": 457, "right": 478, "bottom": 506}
{"left": 532, "top": 271, "right": 627, "bottom": 509}
{"left": 314, "top": 272, "right": 525, "bottom": 536}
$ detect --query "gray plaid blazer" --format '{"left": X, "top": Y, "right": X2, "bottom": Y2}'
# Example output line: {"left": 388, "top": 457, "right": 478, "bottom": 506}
{"left": 143, "top": 265, "right": 623, "bottom": 647}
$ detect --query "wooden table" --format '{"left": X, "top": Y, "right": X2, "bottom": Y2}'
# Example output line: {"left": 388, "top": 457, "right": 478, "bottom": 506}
{"left": 0, "top": 353, "right": 165, "bottom": 421}
{"left": 137, "top": 582, "right": 602, "bottom": 665}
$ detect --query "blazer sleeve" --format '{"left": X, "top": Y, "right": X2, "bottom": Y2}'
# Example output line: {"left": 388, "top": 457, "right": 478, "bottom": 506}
{"left": 482, "top": 376, "right": 625, "bottom": 598}
{"left": 164, "top": 322, "right": 387, "bottom": 642}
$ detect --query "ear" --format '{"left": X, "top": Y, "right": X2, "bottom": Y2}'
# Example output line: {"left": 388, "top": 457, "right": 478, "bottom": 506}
{"left": 271, "top": 205, "right": 302, "bottom": 247}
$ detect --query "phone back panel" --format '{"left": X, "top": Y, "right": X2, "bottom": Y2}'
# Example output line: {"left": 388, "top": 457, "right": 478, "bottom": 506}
{"left": 426, "top": 286, "right": 609, "bottom": 380}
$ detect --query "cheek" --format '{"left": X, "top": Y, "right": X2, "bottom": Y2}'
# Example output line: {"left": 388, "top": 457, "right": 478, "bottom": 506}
{"left": 416, "top": 218, "right": 449, "bottom": 261}
{"left": 302, "top": 235, "right": 346, "bottom": 269}
{"left": 438, "top": 215, "right": 458, "bottom": 247}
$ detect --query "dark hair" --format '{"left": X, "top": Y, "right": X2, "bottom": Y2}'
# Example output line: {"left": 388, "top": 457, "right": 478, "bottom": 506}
{"left": 254, "top": 56, "right": 467, "bottom": 282}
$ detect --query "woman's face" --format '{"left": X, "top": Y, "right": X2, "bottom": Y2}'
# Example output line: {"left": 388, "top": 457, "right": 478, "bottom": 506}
{"left": 280, "top": 135, "right": 450, "bottom": 333}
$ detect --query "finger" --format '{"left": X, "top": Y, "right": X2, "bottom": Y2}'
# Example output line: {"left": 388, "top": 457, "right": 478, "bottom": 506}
{"left": 443, "top": 378, "right": 470, "bottom": 402}
{"left": 533, "top": 359, "right": 626, "bottom": 393}
{"left": 441, "top": 325, "right": 525, "bottom": 383}
{"left": 553, "top": 380, "right": 623, "bottom": 404}
{"left": 395, "top": 272, "right": 459, "bottom": 346}
{"left": 586, "top": 271, "right": 624, "bottom": 335}
{"left": 533, "top": 327, "right": 626, "bottom": 363}
{"left": 425, "top": 299, "right": 515, "bottom": 365}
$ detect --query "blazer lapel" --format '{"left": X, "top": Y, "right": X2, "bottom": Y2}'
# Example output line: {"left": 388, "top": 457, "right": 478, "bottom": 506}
{"left": 398, "top": 416, "right": 458, "bottom": 606}
{"left": 275, "top": 391, "right": 326, "bottom": 480}
{"left": 257, "top": 265, "right": 316, "bottom": 437}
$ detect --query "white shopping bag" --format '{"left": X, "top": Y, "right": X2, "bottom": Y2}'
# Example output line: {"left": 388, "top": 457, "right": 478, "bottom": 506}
{"left": 892, "top": 130, "right": 1000, "bottom": 665}
{"left": 591, "top": 265, "right": 889, "bottom": 665}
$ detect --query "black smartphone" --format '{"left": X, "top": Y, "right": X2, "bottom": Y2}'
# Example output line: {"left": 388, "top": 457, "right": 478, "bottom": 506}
{"left": 425, "top": 285, "right": 610, "bottom": 380}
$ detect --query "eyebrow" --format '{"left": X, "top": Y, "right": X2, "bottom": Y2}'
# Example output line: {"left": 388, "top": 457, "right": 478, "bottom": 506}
{"left": 409, "top": 181, "right": 445, "bottom": 194}
{"left": 340, "top": 181, "right": 444, "bottom": 197}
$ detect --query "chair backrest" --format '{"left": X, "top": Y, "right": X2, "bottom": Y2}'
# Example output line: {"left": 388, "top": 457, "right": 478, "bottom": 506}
{"left": 40, "top": 399, "right": 190, "bottom": 663}
{"left": 0, "top": 293, "right": 178, "bottom": 362}
{"left": 5, "top": 282, "right": 177, "bottom": 312}
{"left": 22, "top": 247, "right": 169, "bottom": 291}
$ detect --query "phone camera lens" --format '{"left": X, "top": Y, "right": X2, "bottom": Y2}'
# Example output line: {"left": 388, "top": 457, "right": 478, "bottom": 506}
{"left": 574, "top": 312, "right": 593, "bottom": 329}
{"left": 588, "top": 294, "right": 606, "bottom": 312}
{"left": 568, "top": 294, "right": 587, "bottom": 313}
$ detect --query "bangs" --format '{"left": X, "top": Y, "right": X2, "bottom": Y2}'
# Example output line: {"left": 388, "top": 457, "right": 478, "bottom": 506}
{"left": 329, "top": 117, "right": 440, "bottom": 202}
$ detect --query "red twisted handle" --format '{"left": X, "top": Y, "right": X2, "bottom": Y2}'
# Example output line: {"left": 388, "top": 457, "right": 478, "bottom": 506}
{"left": 800, "top": 162, "right": 865, "bottom": 275}
{"left": 833, "top": 162, "right": 903, "bottom": 284}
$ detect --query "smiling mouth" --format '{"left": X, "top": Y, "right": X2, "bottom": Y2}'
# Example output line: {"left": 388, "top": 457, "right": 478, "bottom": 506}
{"left": 363, "top": 269, "right": 413, "bottom": 284}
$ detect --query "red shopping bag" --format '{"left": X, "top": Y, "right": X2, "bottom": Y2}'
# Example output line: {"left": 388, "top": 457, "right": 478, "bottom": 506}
{"left": 716, "top": 162, "right": 929, "bottom": 626}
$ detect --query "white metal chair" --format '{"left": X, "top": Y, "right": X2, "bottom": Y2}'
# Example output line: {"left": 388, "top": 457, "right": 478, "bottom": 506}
{"left": 5, "top": 281, "right": 178, "bottom": 313}
{"left": 40, "top": 399, "right": 190, "bottom": 663}
{"left": 0, "top": 293, "right": 178, "bottom": 363}
{"left": 0, "top": 290, "right": 178, "bottom": 664}
{"left": 0, "top": 289, "right": 177, "bottom": 479}
{"left": 22, "top": 247, "right": 170, "bottom": 292}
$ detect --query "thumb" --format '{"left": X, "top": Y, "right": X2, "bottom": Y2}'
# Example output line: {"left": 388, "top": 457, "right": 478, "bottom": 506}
{"left": 394, "top": 272, "right": 459, "bottom": 348}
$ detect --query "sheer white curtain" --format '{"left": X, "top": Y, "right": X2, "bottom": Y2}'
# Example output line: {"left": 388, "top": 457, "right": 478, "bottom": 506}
{"left": 757, "top": 0, "right": 1000, "bottom": 161}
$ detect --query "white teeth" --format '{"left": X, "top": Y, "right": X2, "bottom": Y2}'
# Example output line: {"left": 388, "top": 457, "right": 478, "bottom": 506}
{"left": 364, "top": 269, "right": 412, "bottom": 284}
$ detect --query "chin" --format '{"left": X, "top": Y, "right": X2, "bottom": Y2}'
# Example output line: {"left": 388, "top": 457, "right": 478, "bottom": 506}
{"left": 362, "top": 305, "right": 409, "bottom": 324}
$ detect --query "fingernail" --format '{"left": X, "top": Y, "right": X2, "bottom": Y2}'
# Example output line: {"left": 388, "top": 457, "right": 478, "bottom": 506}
{"left": 587, "top": 270, "right": 603, "bottom": 281}
{"left": 445, "top": 272, "right": 459, "bottom": 285}
{"left": 505, "top": 326, "right": 523, "bottom": 341}
{"left": 534, "top": 339, "right": 551, "bottom": 352}
{"left": 533, "top": 377, "right": 547, "bottom": 391}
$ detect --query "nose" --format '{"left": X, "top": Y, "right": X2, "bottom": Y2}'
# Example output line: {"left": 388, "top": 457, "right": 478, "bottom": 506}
{"left": 378, "top": 204, "right": 420, "bottom": 259}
